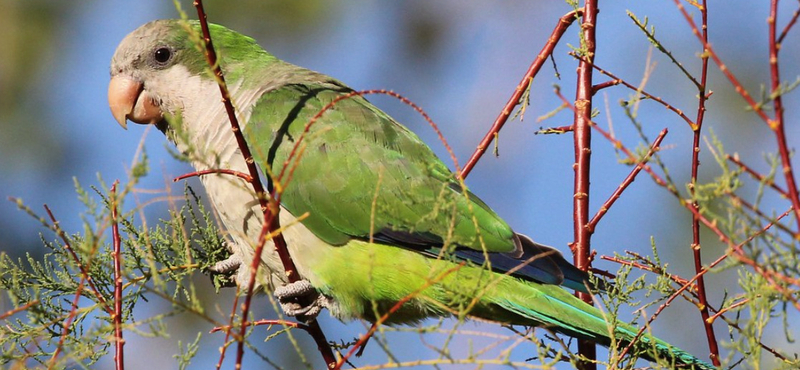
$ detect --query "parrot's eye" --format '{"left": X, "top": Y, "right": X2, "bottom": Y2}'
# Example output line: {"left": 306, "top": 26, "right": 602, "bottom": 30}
{"left": 153, "top": 47, "right": 172, "bottom": 65}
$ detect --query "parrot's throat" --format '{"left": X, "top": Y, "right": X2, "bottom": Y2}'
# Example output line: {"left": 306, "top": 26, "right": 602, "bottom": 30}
{"left": 154, "top": 118, "right": 170, "bottom": 137}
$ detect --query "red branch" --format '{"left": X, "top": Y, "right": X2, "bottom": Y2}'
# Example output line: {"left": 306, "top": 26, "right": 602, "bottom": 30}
{"left": 685, "top": 0, "right": 721, "bottom": 364}
{"left": 276, "top": 89, "right": 460, "bottom": 189}
{"left": 618, "top": 205, "right": 794, "bottom": 361}
{"left": 767, "top": 0, "right": 800, "bottom": 232}
{"left": 460, "top": 10, "right": 582, "bottom": 178}
{"left": 574, "top": 54, "right": 698, "bottom": 129}
{"left": 572, "top": 1, "right": 599, "bottom": 368}
{"left": 672, "top": 0, "right": 800, "bottom": 232}
{"left": 587, "top": 128, "right": 668, "bottom": 233}
{"left": 214, "top": 285, "right": 241, "bottom": 370}
{"left": 0, "top": 300, "right": 39, "bottom": 320}
{"left": 173, "top": 169, "right": 253, "bottom": 183}
{"left": 777, "top": 1, "right": 800, "bottom": 44}
{"left": 111, "top": 182, "right": 125, "bottom": 370}
{"left": 48, "top": 276, "right": 87, "bottom": 370}
{"left": 191, "top": 1, "right": 336, "bottom": 368}
{"left": 210, "top": 319, "right": 310, "bottom": 333}
{"left": 600, "top": 253, "right": 694, "bottom": 290}
{"left": 8, "top": 198, "right": 113, "bottom": 367}
{"left": 726, "top": 154, "right": 790, "bottom": 197}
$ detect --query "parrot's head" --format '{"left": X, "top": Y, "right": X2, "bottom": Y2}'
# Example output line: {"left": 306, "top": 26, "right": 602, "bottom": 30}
{"left": 108, "top": 20, "right": 273, "bottom": 131}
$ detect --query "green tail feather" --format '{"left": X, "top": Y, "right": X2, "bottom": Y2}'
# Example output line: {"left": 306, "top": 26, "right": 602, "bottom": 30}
{"left": 499, "top": 295, "right": 715, "bottom": 370}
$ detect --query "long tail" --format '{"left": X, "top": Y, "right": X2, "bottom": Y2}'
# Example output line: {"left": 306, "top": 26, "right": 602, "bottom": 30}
{"left": 491, "top": 279, "right": 715, "bottom": 370}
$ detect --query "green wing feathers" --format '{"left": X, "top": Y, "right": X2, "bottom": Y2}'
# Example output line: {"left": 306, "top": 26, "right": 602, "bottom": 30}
{"left": 244, "top": 82, "right": 515, "bottom": 252}
{"left": 241, "top": 70, "right": 713, "bottom": 370}
{"left": 303, "top": 237, "right": 712, "bottom": 369}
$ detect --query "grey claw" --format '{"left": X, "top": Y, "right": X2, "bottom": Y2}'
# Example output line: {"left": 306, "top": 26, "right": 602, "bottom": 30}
{"left": 274, "top": 280, "right": 329, "bottom": 321}
{"left": 210, "top": 254, "right": 243, "bottom": 275}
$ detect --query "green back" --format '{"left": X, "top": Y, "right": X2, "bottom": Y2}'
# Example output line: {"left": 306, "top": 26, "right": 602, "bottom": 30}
{"left": 244, "top": 81, "right": 515, "bottom": 253}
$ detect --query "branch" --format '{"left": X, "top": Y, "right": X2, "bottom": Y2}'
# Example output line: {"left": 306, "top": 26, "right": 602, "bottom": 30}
{"left": 573, "top": 53, "right": 698, "bottom": 130}
{"left": 618, "top": 205, "right": 795, "bottom": 361}
{"left": 191, "top": 1, "right": 336, "bottom": 367}
{"left": 726, "top": 154, "right": 789, "bottom": 197}
{"left": 0, "top": 300, "right": 39, "bottom": 320}
{"left": 587, "top": 128, "right": 668, "bottom": 232}
{"left": 111, "top": 181, "right": 125, "bottom": 370}
{"left": 572, "top": 1, "right": 599, "bottom": 368}
{"left": 460, "top": 10, "right": 582, "bottom": 178}
{"left": 684, "top": 1, "right": 721, "bottom": 364}
{"left": 173, "top": 169, "right": 253, "bottom": 183}
{"left": 673, "top": 0, "right": 800, "bottom": 231}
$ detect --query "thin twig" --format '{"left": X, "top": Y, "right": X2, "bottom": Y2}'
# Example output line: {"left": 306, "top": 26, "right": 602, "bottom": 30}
{"left": 111, "top": 181, "right": 125, "bottom": 370}
{"left": 460, "top": 10, "right": 582, "bottom": 178}
{"left": 28, "top": 201, "right": 112, "bottom": 314}
{"left": 210, "top": 319, "right": 311, "bottom": 333}
{"left": 47, "top": 259, "right": 90, "bottom": 369}
{"left": 685, "top": 1, "right": 721, "bottom": 364}
{"left": 214, "top": 285, "right": 241, "bottom": 370}
{"left": 707, "top": 298, "right": 750, "bottom": 324}
{"left": 536, "top": 124, "right": 574, "bottom": 134}
{"left": 777, "top": 1, "right": 800, "bottom": 45}
{"left": 600, "top": 252, "right": 694, "bottom": 291}
{"left": 277, "top": 90, "right": 461, "bottom": 190}
{"left": 190, "top": 2, "right": 335, "bottom": 367}
{"left": 672, "top": 0, "right": 800, "bottom": 231}
{"left": 0, "top": 300, "right": 39, "bottom": 320}
{"left": 618, "top": 205, "right": 793, "bottom": 361}
{"left": 726, "top": 154, "right": 789, "bottom": 197}
{"left": 587, "top": 128, "right": 668, "bottom": 232}
{"left": 173, "top": 169, "right": 253, "bottom": 183}
{"left": 573, "top": 54, "right": 698, "bottom": 129}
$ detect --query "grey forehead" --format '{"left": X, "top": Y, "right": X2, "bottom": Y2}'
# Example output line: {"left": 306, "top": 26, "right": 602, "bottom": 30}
{"left": 110, "top": 20, "right": 181, "bottom": 73}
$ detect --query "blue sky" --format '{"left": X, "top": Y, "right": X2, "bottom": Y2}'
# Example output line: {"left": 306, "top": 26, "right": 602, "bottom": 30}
{"left": 1, "top": 1, "right": 798, "bottom": 369}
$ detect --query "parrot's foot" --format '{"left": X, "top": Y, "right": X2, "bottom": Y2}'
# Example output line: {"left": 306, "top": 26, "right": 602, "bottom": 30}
{"left": 274, "top": 279, "right": 330, "bottom": 322}
{"left": 209, "top": 253, "right": 244, "bottom": 288}
{"left": 211, "top": 254, "right": 242, "bottom": 274}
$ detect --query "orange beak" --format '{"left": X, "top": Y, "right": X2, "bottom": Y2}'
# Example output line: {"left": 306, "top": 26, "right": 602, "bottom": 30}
{"left": 108, "top": 75, "right": 163, "bottom": 129}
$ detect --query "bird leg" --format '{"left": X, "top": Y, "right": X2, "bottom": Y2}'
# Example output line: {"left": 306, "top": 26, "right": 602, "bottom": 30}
{"left": 274, "top": 279, "right": 330, "bottom": 322}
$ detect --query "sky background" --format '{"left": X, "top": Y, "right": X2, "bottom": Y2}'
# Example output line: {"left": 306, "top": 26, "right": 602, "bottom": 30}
{"left": 1, "top": 1, "right": 799, "bottom": 369}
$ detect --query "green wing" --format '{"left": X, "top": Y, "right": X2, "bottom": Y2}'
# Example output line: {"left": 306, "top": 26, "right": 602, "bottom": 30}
{"left": 244, "top": 81, "right": 515, "bottom": 254}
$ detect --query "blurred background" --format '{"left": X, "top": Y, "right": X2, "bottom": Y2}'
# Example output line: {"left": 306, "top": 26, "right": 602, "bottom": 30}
{"left": 1, "top": 0, "right": 798, "bottom": 369}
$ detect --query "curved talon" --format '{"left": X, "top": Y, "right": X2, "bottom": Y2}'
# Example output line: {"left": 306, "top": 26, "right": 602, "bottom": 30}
{"left": 210, "top": 253, "right": 243, "bottom": 275}
{"left": 275, "top": 279, "right": 329, "bottom": 322}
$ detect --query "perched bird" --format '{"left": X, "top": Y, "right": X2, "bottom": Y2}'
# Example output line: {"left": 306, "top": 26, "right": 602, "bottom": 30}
{"left": 108, "top": 20, "right": 713, "bottom": 369}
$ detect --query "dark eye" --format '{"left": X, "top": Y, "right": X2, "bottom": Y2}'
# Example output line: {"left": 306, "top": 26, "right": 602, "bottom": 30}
{"left": 154, "top": 47, "right": 172, "bottom": 64}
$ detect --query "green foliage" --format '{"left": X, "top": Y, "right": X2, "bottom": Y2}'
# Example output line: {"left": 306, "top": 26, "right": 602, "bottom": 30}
{"left": 3, "top": 2, "right": 800, "bottom": 370}
{"left": 0, "top": 158, "right": 232, "bottom": 369}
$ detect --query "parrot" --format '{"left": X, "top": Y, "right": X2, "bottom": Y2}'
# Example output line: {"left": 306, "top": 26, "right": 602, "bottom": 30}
{"left": 108, "top": 20, "right": 714, "bottom": 369}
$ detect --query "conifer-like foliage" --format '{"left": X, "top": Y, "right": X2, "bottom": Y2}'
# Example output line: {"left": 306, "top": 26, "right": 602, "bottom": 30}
{"left": 2, "top": 1, "right": 800, "bottom": 370}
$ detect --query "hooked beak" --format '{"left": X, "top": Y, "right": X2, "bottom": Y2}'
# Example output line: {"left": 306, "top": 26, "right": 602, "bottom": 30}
{"left": 108, "top": 75, "right": 163, "bottom": 129}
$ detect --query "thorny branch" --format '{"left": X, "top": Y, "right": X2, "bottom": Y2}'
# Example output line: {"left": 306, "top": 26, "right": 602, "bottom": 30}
{"left": 111, "top": 182, "right": 125, "bottom": 370}
{"left": 191, "top": 1, "right": 336, "bottom": 368}
{"left": 685, "top": 1, "right": 721, "bottom": 365}
{"left": 587, "top": 128, "right": 668, "bottom": 233}
{"left": 460, "top": 10, "right": 582, "bottom": 178}
{"left": 572, "top": 1, "right": 600, "bottom": 368}
{"left": 673, "top": 0, "right": 800, "bottom": 232}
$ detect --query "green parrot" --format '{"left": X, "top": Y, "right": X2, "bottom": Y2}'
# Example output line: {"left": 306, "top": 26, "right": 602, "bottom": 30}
{"left": 108, "top": 20, "right": 714, "bottom": 369}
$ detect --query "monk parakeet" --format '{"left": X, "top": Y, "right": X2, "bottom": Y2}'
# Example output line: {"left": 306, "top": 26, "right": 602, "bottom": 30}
{"left": 108, "top": 20, "right": 713, "bottom": 369}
